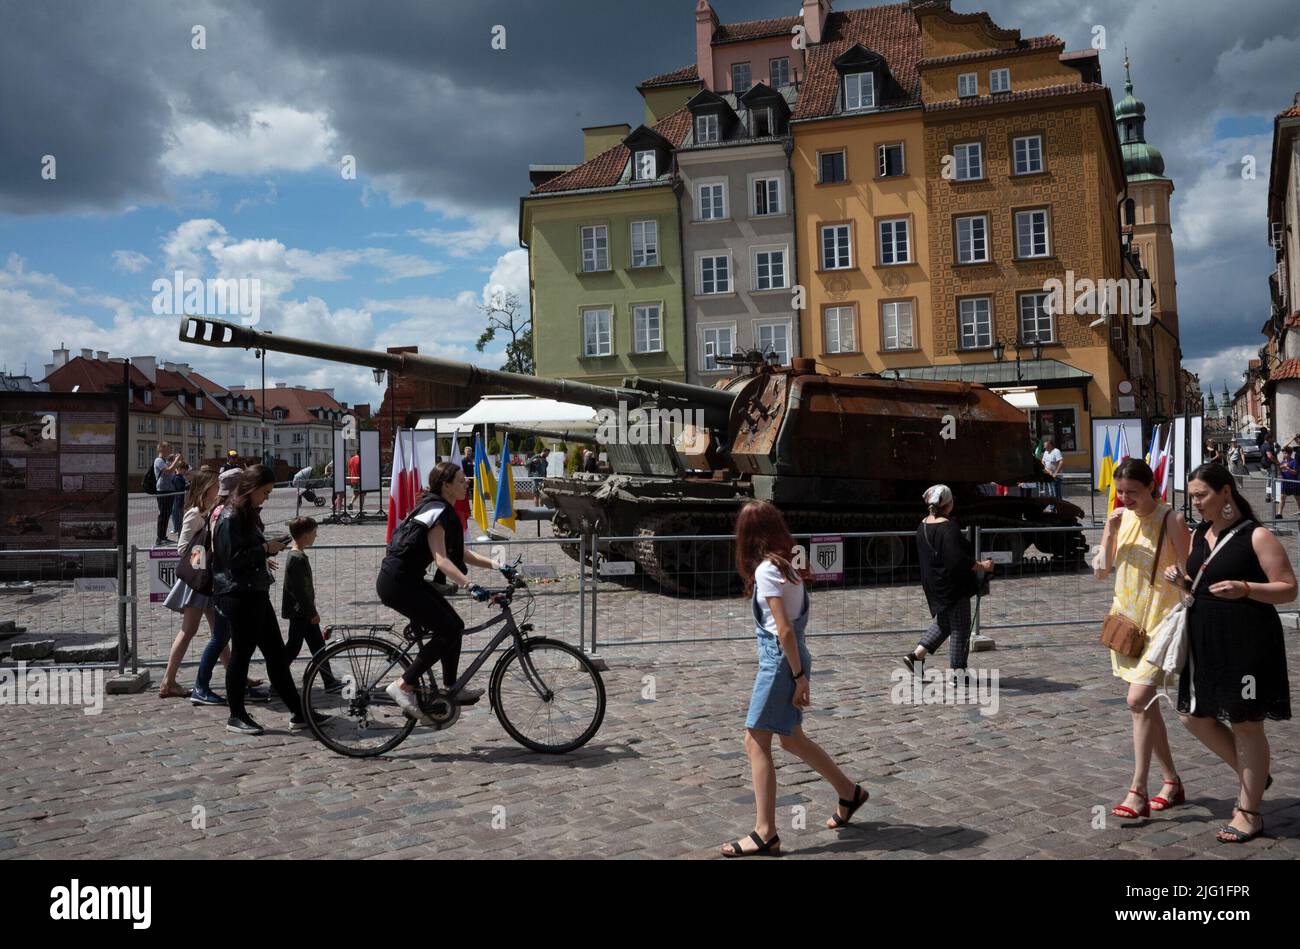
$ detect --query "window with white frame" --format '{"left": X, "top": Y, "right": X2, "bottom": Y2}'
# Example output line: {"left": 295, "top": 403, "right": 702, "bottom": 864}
{"left": 958, "top": 73, "right": 978, "bottom": 97}
{"left": 633, "top": 304, "right": 663, "bottom": 353}
{"left": 582, "top": 308, "right": 612, "bottom": 357}
{"left": 630, "top": 220, "right": 659, "bottom": 267}
{"left": 820, "top": 224, "right": 852, "bottom": 270}
{"left": 953, "top": 142, "right": 983, "bottom": 180}
{"left": 955, "top": 214, "right": 989, "bottom": 263}
{"left": 633, "top": 149, "right": 657, "bottom": 181}
{"left": 697, "top": 182, "right": 726, "bottom": 221}
{"left": 755, "top": 321, "right": 791, "bottom": 365}
{"left": 1015, "top": 209, "right": 1051, "bottom": 258}
{"left": 819, "top": 150, "right": 847, "bottom": 183}
{"left": 696, "top": 113, "right": 720, "bottom": 144}
{"left": 698, "top": 254, "right": 731, "bottom": 294}
{"left": 878, "top": 142, "right": 904, "bottom": 177}
{"left": 136, "top": 443, "right": 149, "bottom": 470}
{"left": 958, "top": 298, "right": 992, "bottom": 349}
{"left": 1018, "top": 292, "right": 1054, "bottom": 343}
{"left": 732, "top": 62, "right": 752, "bottom": 93}
{"left": 700, "top": 324, "right": 735, "bottom": 371}
{"left": 878, "top": 218, "right": 911, "bottom": 265}
{"left": 844, "top": 72, "right": 875, "bottom": 111}
{"left": 1012, "top": 135, "right": 1044, "bottom": 175}
{"left": 769, "top": 57, "right": 790, "bottom": 87}
{"left": 823, "top": 306, "right": 856, "bottom": 353}
{"left": 990, "top": 68, "right": 1011, "bottom": 94}
{"left": 753, "top": 247, "right": 788, "bottom": 290}
{"left": 581, "top": 225, "right": 609, "bottom": 272}
{"left": 752, "top": 176, "right": 782, "bottom": 216}
{"left": 881, "top": 300, "right": 915, "bottom": 351}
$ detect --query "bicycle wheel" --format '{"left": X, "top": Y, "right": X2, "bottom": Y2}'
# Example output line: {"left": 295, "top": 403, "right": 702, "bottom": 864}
{"left": 489, "top": 637, "right": 605, "bottom": 754}
{"left": 302, "top": 636, "right": 421, "bottom": 757}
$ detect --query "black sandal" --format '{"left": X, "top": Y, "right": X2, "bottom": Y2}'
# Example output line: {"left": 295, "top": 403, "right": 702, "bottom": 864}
{"left": 1217, "top": 806, "right": 1264, "bottom": 844}
{"left": 721, "top": 830, "right": 781, "bottom": 858}
{"left": 828, "top": 784, "right": 869, "bottom": 828}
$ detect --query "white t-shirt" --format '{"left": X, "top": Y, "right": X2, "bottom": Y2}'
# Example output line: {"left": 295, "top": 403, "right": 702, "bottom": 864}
{"left": 754, "top": 559, "right": 805, "bottom": 635}
{"left": 1042, "top": 448, "right": 1063, "bottom": 476}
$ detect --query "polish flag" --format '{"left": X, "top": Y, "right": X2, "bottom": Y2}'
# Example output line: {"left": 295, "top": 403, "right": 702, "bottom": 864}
{"left": 385, "top": 430, "right": 417, "bottom": 543}
{"left": 1156, "top": 424, "right": 1173, "bottom": 500}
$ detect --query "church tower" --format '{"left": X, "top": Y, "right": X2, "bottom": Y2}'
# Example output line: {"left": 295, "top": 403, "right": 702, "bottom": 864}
{"left": 1117, "top": 54, "right": 1182, "bottom": 413}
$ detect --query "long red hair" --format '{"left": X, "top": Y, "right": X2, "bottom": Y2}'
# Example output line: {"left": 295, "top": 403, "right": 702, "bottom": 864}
{"left": 735, "top": 500, "right": 809, "bottom": 597}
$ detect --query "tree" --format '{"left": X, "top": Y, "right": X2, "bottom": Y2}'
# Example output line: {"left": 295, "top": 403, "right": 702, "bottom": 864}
{"left": 476, "top": 290, "right": 534, "bottom": 375}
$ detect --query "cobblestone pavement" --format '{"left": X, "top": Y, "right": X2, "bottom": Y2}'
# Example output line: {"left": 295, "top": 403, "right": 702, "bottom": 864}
{"left": 2, "top": 622, "right": 1297, "bottom": 860}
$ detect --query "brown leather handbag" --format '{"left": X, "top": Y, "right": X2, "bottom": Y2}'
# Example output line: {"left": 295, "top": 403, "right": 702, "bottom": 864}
{"left": 1101, "top": 511, "right": 1168, "bottom": 659}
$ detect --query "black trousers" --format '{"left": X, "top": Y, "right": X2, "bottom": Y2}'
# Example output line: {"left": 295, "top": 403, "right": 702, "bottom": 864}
{"left": 216, "top": 591, "right": 303, "bottom": 722}
{"left": 376, "top": 569, "right": 465, "bottom": 688}
{"left": 285, "top": 617, "right": 337, "bottom": 683}
{"left": 155, "top": 495, "right": 172, "bottom": 542}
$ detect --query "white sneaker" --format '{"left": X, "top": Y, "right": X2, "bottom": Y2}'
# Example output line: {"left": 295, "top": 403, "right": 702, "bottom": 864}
{"left": 385, "top": 681, "right": 433, "bottom": 725}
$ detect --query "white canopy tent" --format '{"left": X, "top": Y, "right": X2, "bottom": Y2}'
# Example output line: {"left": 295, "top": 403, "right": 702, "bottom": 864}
{"left": 445, "top": 395, "right": 600, "bottom": 432}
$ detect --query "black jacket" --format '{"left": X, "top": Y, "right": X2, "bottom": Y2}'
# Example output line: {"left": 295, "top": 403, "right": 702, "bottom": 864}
{"left": 916, "top": 518, "right": 978, "bottom": 616}
{"left": 212, "top": 504, "right": 273, "bottom": 596}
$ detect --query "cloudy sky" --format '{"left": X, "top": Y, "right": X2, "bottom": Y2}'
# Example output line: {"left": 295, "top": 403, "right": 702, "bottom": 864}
{"left": 1, "top": 0, "right": 1295, "bottom": 406}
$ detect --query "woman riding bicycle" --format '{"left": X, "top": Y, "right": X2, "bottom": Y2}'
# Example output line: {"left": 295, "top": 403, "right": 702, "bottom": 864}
{"left": 380, "top": 461, "right": 499, "bottom": 723}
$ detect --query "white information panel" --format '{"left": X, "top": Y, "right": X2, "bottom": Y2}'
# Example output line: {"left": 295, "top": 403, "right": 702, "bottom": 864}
{"left": 359, "top": 429, "right": 382, "bottom": 492}
{"left": 332, "top": 430, "right": 347, "bottom": 494}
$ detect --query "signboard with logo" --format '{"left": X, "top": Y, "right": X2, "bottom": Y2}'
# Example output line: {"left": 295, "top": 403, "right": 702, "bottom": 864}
{"left": 809, "top": 535, "right": 843, "bottom": 583}
{"left": 149, "top": 548, "right": 181, "bottom": 603}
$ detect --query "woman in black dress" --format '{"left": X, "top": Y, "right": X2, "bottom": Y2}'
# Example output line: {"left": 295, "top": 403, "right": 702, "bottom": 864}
{"left": 1167, "top": 463, "right": 1294, "bottom": 842}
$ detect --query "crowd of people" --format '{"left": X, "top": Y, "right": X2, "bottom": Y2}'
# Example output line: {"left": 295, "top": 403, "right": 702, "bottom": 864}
{"left": 146, "top": 443, "right": 1293, "bottom": 855}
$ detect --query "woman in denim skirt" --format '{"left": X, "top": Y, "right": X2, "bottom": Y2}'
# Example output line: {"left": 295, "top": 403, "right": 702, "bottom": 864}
{"left": 720, "top": 500, "right": 868, "bottom": 858}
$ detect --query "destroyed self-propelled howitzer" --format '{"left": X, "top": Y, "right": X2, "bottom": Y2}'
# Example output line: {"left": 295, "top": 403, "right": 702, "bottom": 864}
{"left": 178, "top": 317, "right": 1085, "bottom": 594}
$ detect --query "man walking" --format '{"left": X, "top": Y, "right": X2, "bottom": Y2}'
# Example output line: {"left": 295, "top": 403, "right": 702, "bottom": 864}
{"left": 1041, "top": 437, "right": 1064, "bottom": 499}
{"left": 153, "top": 442, "right": 181, "bottom": 546}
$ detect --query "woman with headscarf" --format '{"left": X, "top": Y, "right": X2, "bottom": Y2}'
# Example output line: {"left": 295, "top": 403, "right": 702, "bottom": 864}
{"left": 902, "top": 485, "right": 994, "bottom": 679}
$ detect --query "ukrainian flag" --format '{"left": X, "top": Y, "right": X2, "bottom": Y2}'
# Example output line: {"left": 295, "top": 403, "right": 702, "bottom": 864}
{"left": 493, "top": 435, "right": 517, "bottom": 534}
{"left": 1097, "top": 428, "right": 1114, "bottom": 493}
{"left": 471, "top": 433, "right": 497, "bottom": 534}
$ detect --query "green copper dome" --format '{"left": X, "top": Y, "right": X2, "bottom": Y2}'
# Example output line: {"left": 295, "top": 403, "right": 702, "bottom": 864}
{"left": 1115, "top": 56, "right": 1167, "bottom": 180}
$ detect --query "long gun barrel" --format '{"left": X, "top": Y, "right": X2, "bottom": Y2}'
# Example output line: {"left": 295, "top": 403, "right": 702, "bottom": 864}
{"left": 178, "top": 316, "right": 654, "bottom": 411}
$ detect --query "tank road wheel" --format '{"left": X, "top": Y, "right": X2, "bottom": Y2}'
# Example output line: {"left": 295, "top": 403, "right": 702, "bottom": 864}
{"left": 633, "top": 514, "right": 739, "bottom": 597}
{"left": 551, "top": 510, "right": 588, "bottom": 565}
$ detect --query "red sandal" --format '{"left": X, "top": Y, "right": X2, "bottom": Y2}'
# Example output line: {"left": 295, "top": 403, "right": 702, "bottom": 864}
{"left": 1151, "top": 778, "right": 1184, "bottom": 811}
{"left": 1111, "top": 789, "right": 1149, "bottom": 819}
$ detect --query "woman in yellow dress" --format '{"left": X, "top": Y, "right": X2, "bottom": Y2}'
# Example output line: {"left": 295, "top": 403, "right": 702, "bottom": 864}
{"left": 1094, "top": 458, "right": 1191, "bottom": 819}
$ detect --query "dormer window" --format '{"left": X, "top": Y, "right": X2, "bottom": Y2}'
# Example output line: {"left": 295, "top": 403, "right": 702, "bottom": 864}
{"left": 143, "top": 389, "right": 152, "bottom": 405}
{"left": 833, "top": 45, "right": 889, "bottom": 115}
{"left": 958, "top": 73, "right": 978, "bottom": 97}
{"left": 737, "top": 84, "right": 790, "bottom": 139}
{"left": 633, "top": 149, "right": 657, "bottom": 181}
{"left": 844, "top": 72, "right": 875, "bottom": 111}
{"left": 751, "top": 107, "right": 772, "bottom": 138}
{"left": 696, "top": 113, "right": 720, "bottom": 144}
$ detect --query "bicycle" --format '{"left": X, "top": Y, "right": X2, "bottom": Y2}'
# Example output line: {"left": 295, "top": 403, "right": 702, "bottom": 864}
{"left": 300, "top": 557, "right": 606, "bottom": 757}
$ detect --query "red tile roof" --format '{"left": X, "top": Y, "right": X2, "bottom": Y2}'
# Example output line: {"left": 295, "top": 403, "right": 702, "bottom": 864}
{"left": 1280, "top": 104, "right": 1300, "bottom": 119}
{"left": 713, "top": 15, "right": 802, "bottom": 45}
{"left": 531, "top": 108, "right": 693, "bottom": 195}
{"left": 926, "top": 81, "right": 1103, "bottom": 112}
{"left": 918, "top": 35, "right": 1063, "bottom": 68}
{"left": 154, "top": 368, "right": 229, "bottom": 421}
{"left": 237, "top": 386, "right": 346, "bottom": 425}
{"left": 42, "top": 357, "right": 168, "bottom": 413}
{"left": 1270, "top": 359, "right": 1300, "bottom": 382}
{"left": 639, "top": 64, "right": 700, "bottom": 88}
{"left": 791, "top": 4, "right": 924, "bottom": 121}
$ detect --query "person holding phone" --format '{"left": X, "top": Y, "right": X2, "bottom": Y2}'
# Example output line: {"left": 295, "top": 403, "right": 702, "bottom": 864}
{"left": 211, "top": 465, "right": 325, "bottom": 736}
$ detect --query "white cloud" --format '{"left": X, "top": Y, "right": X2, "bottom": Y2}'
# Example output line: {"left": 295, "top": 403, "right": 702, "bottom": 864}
{"left": 1171, "top": 133, "right": 1272, "bottom": 253}
{"left": 407, "top": 209, "right": 516, "bottom": 258}
{"left": 1184, "top": 345, "right": 1259, "bottom": 395}
{"left": 161, "top": 218, "right": 227, "bottom": 274}
{"left": 162, "top": 105, "right": 337, "bottom": 177}
{"left": 112, "top": 250, "right": 151, "bottom": 273}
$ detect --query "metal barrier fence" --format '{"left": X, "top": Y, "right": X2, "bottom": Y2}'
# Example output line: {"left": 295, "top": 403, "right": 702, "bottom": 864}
{"left": 8, "top": 516, "right": 1300, "bottom": 668}
{"left": 0, "top": 546, "right": 126, "bottom": 670}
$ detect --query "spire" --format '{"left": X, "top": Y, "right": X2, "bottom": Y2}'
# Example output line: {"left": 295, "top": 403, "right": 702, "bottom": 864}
{"left": 1123, "top": 46, "right": 1133, "bottom": 97}
{"left": 1115, "top": 53, "right": 1165, "bottom": 179}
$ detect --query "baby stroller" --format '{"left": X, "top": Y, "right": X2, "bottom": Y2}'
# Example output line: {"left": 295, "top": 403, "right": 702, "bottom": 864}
{"left": 300, "top": 485, "right": 327, "bottom": 507}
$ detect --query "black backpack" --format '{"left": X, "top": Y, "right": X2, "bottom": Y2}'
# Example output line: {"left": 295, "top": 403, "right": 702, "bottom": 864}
{"left": 142, "top": 463, "right": 157, "bottom": 495}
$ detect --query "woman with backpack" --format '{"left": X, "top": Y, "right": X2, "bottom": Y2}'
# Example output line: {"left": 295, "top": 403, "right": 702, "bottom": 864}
{"left": 158, "top": 470, "right": 219, "bottom": 698}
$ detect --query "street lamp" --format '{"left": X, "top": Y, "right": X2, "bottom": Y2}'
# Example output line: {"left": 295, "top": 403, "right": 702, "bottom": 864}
{"left": 255, "top": 346, "right": 265, "bottom": 463}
